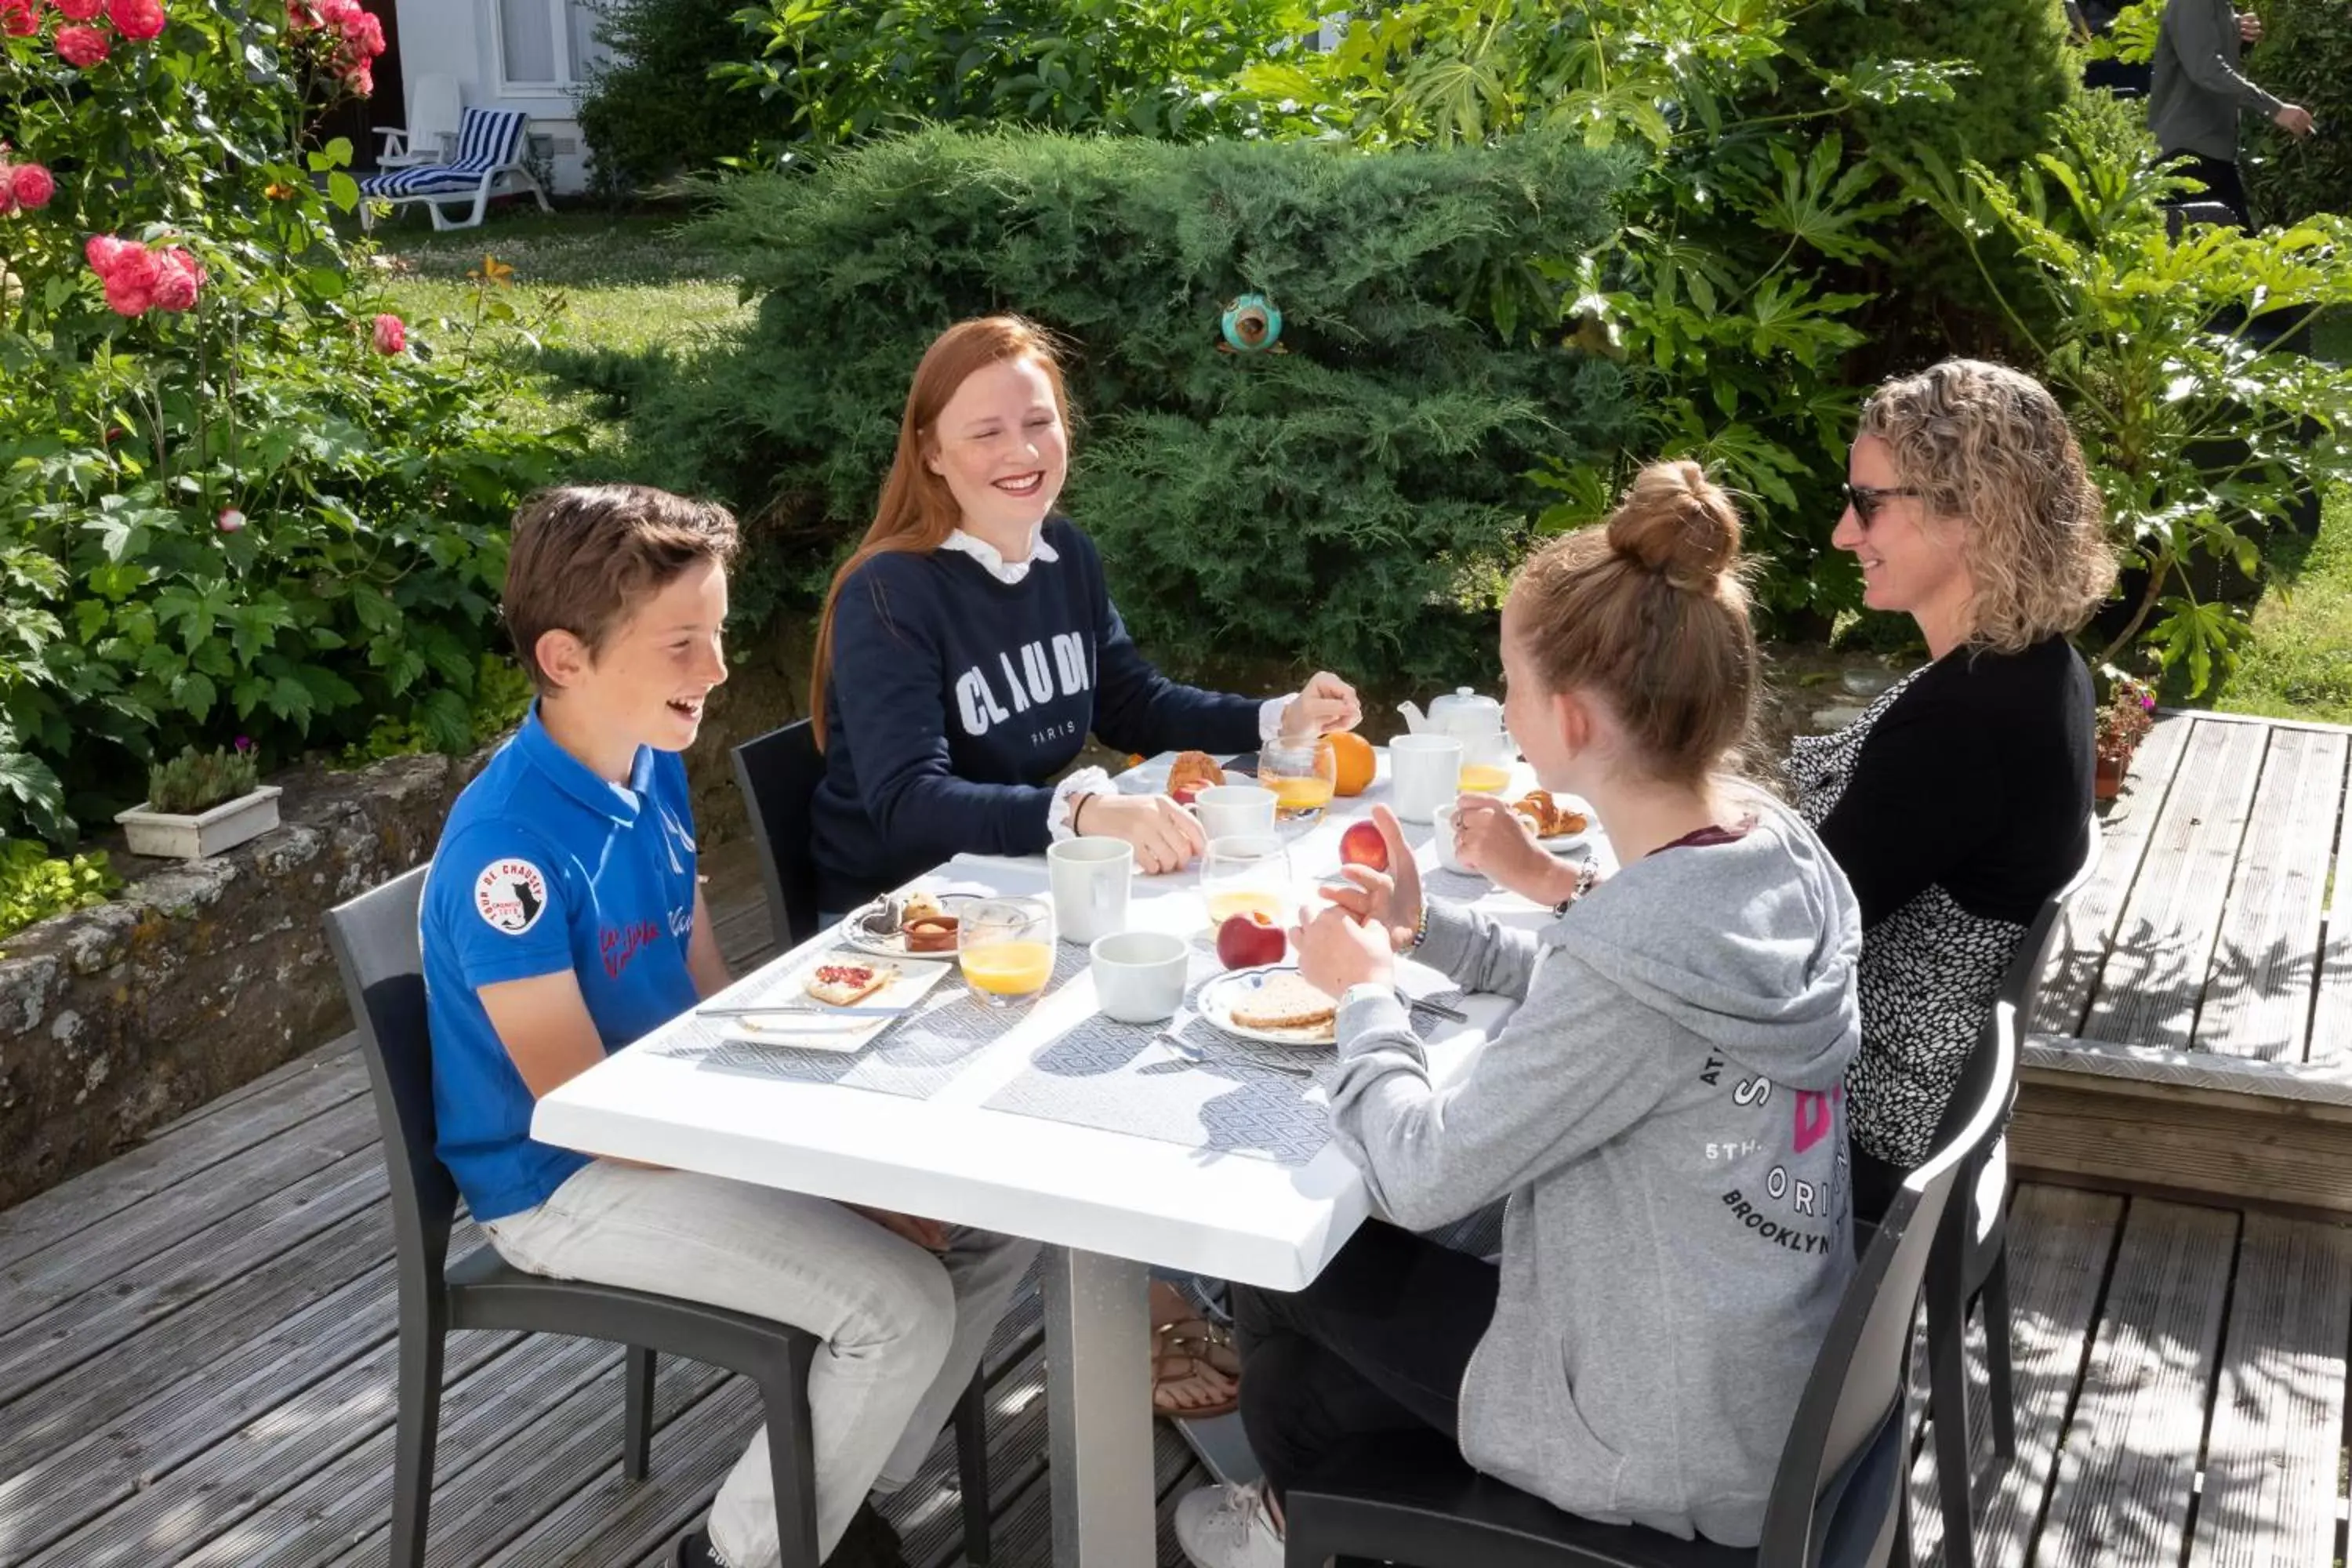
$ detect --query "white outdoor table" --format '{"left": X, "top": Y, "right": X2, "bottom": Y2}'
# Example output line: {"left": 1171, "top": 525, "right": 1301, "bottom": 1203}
{"left": 533, "top": 751, "right": 1606, "bottom": 1566}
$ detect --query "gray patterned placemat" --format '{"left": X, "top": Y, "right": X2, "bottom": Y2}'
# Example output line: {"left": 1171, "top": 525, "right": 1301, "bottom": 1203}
{"left": 982, "top": 988, "right": 1467, "bottom": 1166}
{"left": 649, "top": 943, "right": 1090, "bottom": 1100}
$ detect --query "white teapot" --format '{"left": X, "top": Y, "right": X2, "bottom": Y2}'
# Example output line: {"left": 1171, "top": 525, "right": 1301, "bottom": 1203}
{"left": 1396, "top": 686, "right": 1505, "bottom": 742}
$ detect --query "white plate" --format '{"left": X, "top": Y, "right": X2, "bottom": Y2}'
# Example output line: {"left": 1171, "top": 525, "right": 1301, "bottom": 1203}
{"left": 834, "top": 890, "right": 989, "bottom": 959}
{"left": 714, "top": 950, "right": 955, "bottom": 1053}
{"left": 1540, "top": 828, "right": 1592, "bottom": 855}
{"left": 1195, "top": 964, "right": 1338, "bottom": 1047}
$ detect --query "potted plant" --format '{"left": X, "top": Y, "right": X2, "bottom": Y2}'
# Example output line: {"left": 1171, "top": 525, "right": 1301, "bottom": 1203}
{"left": 2093, "top": 666, "right": 2158, "bottom": 801}
{"left": 115, "top": 738, "right": 281, "bottom": 859}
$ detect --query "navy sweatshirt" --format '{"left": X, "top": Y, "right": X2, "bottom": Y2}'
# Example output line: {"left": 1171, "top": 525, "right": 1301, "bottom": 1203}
{"left": 810, "top": 517, "right": 1263, "bottom": 912}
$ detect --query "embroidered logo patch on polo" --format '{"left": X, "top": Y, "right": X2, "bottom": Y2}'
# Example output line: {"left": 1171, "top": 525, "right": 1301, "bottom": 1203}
{"left": 474, "top": 858, "right": 549, "bottom": 935}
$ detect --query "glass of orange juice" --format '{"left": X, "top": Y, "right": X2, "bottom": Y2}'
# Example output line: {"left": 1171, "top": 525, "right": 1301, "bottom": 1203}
{"left": 958, "top": 898, "right": 1057, "bottom": 1008}
{"left": 1457, "top": 732, "right": 1516, "bottom": 795}
{"left": 1259, "top": 737, "right": 1338, "bottom": 821}
{"left": 1202, "top": 835, "right": 1294, "bottom": 932}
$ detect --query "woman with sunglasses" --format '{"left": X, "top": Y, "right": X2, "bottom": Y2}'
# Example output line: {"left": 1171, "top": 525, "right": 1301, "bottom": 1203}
{"left": 1788, "top": 358, "right": 2114, "bottom": 1217}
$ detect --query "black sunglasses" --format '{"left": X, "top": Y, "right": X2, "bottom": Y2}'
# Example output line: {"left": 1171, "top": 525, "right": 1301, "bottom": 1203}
{"left": 1842, "top": 482, "right": 1922, "bottom": 525}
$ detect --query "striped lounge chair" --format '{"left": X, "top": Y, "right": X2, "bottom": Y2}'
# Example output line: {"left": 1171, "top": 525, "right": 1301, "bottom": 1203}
{"left": 358, "top": 106, "right": 552, "bottom": 233}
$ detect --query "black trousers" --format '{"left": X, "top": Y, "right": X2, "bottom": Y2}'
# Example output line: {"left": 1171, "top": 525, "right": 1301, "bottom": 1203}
{"left": 1231, "top": 1219, "right": 1499, "bottom": 1504}
{"left": 2161, "top": 150, "right": 2253, "bottom": 232}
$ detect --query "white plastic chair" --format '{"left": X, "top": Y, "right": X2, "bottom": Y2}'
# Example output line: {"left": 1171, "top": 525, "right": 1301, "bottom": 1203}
{"left": 358, "top": 106, "right": 553, "bottom": 233}
{"left": 373, "top": 74, "right": 462, "bottom": 170}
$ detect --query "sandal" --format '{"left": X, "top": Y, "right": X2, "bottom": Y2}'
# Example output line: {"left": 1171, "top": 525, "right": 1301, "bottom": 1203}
{"left": 1152, "top": 1316, "right": 1243, "bottom": 1421}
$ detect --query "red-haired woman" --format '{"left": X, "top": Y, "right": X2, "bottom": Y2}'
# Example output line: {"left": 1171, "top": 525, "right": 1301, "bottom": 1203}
{"left": 808, "top": 315, "right": 1361, "bottom": 1417}
{"left": 808, "top": 314, "right": 1359, "bottom": 916}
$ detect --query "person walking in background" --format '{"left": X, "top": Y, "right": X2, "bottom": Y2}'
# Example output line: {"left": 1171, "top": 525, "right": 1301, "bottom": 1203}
{"left": 2149, "top": 0, "right": 2314, "bottom": 230}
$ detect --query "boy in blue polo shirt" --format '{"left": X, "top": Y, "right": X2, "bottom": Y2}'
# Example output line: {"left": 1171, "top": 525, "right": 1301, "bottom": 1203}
{"left": 422, "top": 484, "right": 1038, "bottom": 1568}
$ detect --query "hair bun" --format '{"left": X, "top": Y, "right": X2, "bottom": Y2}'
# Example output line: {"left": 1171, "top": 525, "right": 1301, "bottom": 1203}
{"left": 1603, "top": 460, "right": 1741, "bottom": 592}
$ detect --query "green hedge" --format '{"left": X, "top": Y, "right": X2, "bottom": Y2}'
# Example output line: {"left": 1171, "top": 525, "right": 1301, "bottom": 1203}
{"left": 614, "top": 129, "right": 1637, "bottom": 687}
{"left": 2248, "top": 0, "right": 2352, "bottom": 224}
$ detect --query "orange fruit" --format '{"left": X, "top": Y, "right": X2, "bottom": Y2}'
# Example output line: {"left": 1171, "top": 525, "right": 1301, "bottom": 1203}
{"left": 1329, "top": 731, "right": 1375, "bottom": 797}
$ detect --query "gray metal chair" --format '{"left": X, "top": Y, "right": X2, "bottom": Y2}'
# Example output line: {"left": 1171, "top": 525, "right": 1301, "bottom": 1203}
{"left": 1278, "top": 985, "right": 2010, "bottom": 1568}
{"left": 326, "top": 866, "right": 993, "bottom": 1567}
{"left": 731, "top": 720, "right": 826, "bottom": 950}
{"left": 1917, "top": 822, "right": 2101, "bottom": 1566}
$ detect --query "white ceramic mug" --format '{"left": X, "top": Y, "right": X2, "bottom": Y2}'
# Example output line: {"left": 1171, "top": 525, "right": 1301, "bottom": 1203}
{"left": 1091, "top": 930, "right": 1191, "bottom": 1024}
{"left": 1048, "top": 837, "right": 1133, "bottom": 945}
{"left": 1432, "top": 801, "right": 1481, "bottom": 877}
{"left": 1195, "top": 783, "right": 1277, "bottom": 840}
{"left": 1389, "top": 734, "right": 1465, "bottom": 824}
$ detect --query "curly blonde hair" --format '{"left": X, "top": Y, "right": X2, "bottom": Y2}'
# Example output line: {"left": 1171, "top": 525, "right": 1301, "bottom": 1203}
{"left": 1858, "top": 359, "right": 2116, "bottom": 652}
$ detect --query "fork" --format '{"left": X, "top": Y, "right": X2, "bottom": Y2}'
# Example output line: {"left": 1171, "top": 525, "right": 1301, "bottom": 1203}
{"left": 1155, "top": 1031, "right": 1316, "bottom": 1079}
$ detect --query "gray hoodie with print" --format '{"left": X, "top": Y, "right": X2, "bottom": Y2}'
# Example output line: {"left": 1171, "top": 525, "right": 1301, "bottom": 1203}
{"left": 1328, "top": 794, "right": 1862, "bottom": 1547}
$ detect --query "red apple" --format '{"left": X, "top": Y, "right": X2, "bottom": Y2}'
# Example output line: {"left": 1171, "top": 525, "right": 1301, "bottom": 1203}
{"left": 1216, "top": 911, "right": 1287, "bottom": 969}
{"left": 1339, "top": 820, "right": 1388, "bottom": 873}
{"left": 1172, "top": 783, "right": 1201, "bottom": 806}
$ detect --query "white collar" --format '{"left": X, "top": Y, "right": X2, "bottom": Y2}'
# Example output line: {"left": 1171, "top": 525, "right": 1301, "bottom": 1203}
{"left": 939, "top": 525, "right": 1058, "bottom": 585}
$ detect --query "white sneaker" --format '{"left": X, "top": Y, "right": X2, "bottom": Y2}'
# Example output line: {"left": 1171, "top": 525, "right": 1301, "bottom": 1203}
{"left": 1174, "top": 1480, "right": 1285, "bottom": 1568}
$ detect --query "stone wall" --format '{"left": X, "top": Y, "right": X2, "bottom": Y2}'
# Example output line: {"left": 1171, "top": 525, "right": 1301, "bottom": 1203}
{"left": 0, "top": 751, "right": 482, "bottom": 1210}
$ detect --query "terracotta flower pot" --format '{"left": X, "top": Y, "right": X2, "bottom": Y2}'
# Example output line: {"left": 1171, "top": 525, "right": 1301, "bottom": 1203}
{"left": 2095, "top": 750, "right": 2129, "bottom": 802}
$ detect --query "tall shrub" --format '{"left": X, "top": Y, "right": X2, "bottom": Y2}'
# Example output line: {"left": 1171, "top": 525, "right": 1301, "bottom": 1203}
{"left": 2246, "top": 0, "right": 2352, "bottom": 223}
{"left": 575, "top": 0, "right": 795, "bottom": 197}
{"left": 1229, "top": 0, "right": 1984, "bottom": 626}
{"left": 0, "top": 0, "right": 577, "bottom": 840}
{"left": 617, "top": 129, "right": 1635, "bottom": 686}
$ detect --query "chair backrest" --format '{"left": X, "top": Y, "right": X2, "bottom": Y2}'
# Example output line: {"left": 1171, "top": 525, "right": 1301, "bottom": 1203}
{"left": 451, "top": 106, "right": 531, "bottom": 171}
{"left": 732, "top": 720, "right": 826, "bottom": 951}
{"left": 1752, "top": 1012, "right": 2009, "bottom": 1564}
{"left": 406, "top": 72, "right": 462, "bottom": 152}
{"left": 324, "top": 866, "right": 458, "bottom": 1302}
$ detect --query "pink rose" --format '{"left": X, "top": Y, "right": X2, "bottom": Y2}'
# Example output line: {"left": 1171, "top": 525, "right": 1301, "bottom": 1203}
{"left": 103, "top": 273, "right": 154, "bottom": 316}
{"left": 85, "top": 233, "right": 134, "bottom": 273}
{"left": 347, "top": 61, "right": 372, "bottom": 95}
{"left": 371, "top": 313, "right": 405, "bottom": 354}
{"left": 0, "top": 185, "right": 16, "bottom": 220}
{"left": 54, "top": 0, "right": 98, "bottom": 18}
{"left": 9, "top": 163, "right": 55, "bottom": 211}
{"left": 0, "top": 0, "right": 39, "bottom": 38}
{"left": 216, "top": 508, "right": 246, "bottom": 534}
{"left": 346, "top": 12, "right": 381, "bottom": 54}
{"left": 150, "top": 248, "right": 202, "bottom": 310}
{"left": 55, "top": 24, "right": 110, "bottom": 65}
{"left": 107, "top": 0, "right": 165, "bottom": 40}
{"left": 317, "top": 0, "right": 356, "bottom": 24}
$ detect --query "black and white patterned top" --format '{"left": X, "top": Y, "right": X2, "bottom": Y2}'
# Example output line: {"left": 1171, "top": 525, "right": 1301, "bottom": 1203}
{"left": 1786, "top": 637, "right": 2095, "bottom": 1167}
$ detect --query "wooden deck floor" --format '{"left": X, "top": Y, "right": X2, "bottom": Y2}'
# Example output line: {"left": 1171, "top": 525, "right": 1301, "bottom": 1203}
{"left": 5, "top": 849, "right": 2351, "bottom": 1567}
{"left": 2016, "top": 709, "right": 2352, "bottom": 1210}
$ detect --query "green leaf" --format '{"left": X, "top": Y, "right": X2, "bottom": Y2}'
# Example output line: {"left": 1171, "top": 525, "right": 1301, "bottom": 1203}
{"left": 327, "top": 172, "right": 361, "bottom": 213}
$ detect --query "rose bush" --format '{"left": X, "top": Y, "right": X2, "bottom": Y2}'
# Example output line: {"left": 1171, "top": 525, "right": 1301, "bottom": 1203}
{"left": 0, "top": 0, "right": 578, "bottom": 841}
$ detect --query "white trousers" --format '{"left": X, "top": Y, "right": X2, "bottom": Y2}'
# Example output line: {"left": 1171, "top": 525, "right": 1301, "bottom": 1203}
{"left": 485, "top": 1160, "right": 1040, "bottom": 1565}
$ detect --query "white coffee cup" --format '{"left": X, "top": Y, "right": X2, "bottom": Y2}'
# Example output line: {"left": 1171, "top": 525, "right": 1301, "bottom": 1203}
{"left": 1091, "top": 931, "right": 1190, "bottom": 1024}
{"left": 1049, "top": 837, "right": 1133, "bottom": 946}
{"left": 1195, "top": 783, "right": 1277, "bottom": 840}
{"left": 1390, "top": 734, "right": 1465, "bottom": 824}
{"left": 1432, "top": 801, "right": 1481, "bottom": 877}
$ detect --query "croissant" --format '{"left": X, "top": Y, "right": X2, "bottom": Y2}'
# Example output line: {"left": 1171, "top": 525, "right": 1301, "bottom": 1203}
{"left": 1167, "top": 750, "right": 1226, "bottom": 802}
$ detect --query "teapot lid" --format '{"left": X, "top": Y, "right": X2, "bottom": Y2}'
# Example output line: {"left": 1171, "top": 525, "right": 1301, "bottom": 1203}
{"left": 1430, "top": 685, "right": 1500, "bottom": 711}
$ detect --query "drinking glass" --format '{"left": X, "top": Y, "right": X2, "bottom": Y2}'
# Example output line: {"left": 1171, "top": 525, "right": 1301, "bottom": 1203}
{"left": 1457, "top": 731, "right": 1517, "bottom": 795}
{"left": 957, "top": 897, "right": 1057, "bottom": 1007}
{"left": 1259, "top": 736, "right": 1338, "bottom": 821}
{"left": 1200, "top": 835, "right": 1295, "bottom": 933}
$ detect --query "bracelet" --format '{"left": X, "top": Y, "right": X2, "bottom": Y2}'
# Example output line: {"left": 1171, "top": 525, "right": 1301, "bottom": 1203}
{"left": 1553, "top": 859, "right": 1600, "bottom": 917}
{"left": 1407, "top": 896, "right": 1431, "bottom": 952}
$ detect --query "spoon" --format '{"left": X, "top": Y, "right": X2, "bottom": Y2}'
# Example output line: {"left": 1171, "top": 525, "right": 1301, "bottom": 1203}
{"left": 1156, "top": 1031, "right": 1316, "bottom": 1079}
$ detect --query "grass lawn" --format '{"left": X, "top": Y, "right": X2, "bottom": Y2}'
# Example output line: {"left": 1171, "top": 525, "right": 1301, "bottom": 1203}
{"left": 366, "top": 205, "right": 752, "bottom": 458}
{"left": 2195, "top": 312, "right": 2352, "bottom": 724}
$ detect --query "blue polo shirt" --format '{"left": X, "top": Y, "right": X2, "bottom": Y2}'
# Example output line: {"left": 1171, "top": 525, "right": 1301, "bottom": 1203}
{"left": 420, "top": 705, "right": 700, "bottom": 1222}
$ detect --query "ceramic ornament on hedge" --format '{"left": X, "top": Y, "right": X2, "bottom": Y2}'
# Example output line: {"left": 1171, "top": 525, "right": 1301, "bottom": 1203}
{"left": 1219, "top": 292, "right": 1284, "bottom": 354}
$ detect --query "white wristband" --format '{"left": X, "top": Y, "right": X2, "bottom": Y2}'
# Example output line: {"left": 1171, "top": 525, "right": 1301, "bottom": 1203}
{"left": 1048, "top": 767, "right": 1112, "bottom": 842}
{"left": 1258, "top": 695, "right": 1294, "bottom": 743}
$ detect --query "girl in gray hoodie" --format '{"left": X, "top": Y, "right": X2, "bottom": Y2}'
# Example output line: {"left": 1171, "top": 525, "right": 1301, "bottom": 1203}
{"left": 1174, "top": 461, "right": 1864, "bottom": 1567}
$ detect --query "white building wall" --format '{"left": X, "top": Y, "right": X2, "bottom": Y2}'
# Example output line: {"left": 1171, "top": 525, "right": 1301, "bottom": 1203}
{"left": 386, "top": 0, "right": 606, "bottom": 194}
